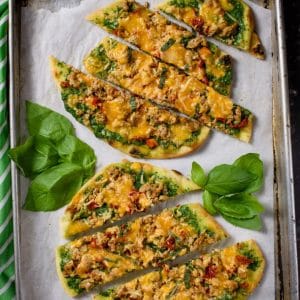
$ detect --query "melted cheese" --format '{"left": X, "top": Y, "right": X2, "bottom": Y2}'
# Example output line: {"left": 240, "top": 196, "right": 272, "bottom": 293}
{"left": 59, "top": 204, "right": 227, "bottom": 295}
{"left": 158, "top": 0, "right": 263, "bottom": 58}
{"left": 103, "top": 99, "right": 128, "bottom": 123}
{"left": 101, "top": 175, "right": 134, "bottom": 216}
{"left": 207, "top": 87, "right": 233, "bottom": 118}
{"left": 87, "top": 1, "right": 233, "bottom": 91}
{"left": 94, "top": 240, "right": 264, "bottom": 300}
{"left": 171, "top": 124, "right": 191, "bottom": 142}
{"left": 85, "top": 39, "right": 246, "bottom": 136}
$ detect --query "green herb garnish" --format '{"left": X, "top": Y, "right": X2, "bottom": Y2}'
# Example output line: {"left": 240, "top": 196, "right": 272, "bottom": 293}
{"left": 169, "top": 0, "right": 200, "bottom": 9}
{"left": 129, "top": 96, "right": 137, "bottom": 112}
{"left": 180, "top": 35, "right": 195, "bottom": 47}
{"left": 161, "top": 38, "right": 176, "bottom": 51}
{"left": 8, "top": 101, "right": 96, "bottom": 211}
{"left": 184, "top": 268, "right": 191, "bottom": 289}
{"left": 174, "top": 205, "right": 201, "bottom": 234}
{"left": 191, "top": 153, "right": 265, "bottom": 230}
{"left": 159, "top": 67, "right": 168, "bottom": 89}
{"left": 67, "top": 276, "right": 84, "bottom": 294}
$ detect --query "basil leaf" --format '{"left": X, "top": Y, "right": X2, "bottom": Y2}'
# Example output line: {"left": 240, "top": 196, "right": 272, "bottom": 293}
{"left": 205, "top": 164, "right": 258, "bottom": 195}
{"left": 202, "top": 190, "right": 218, "bottom": 215}
{"left": 221, "top": 214, "right": 262, "bottom": 231}
{"left": 56, "top": 135, "right": 96, "bottom": 181}
{"left": 8, "top": 135, "right": 59, "bottom": 179}
{"left": 214, "top": 193, "right": 264, "bottom": 219}
{"left": 184, "top": 268, "right": 191, "bottom": 289}
{"left": 161, "top": 38, "right": 176, "bottom": 51}
{"left": 24, "top": 163, "right": 83, "bottom": 211}
{"left": 159, "top": 67, "right": 168, "bottom": 89}
{"left": 26, "top": 101, "right": 74, "bottom": 142}
{"left": 191, "top": 161, "right": 207, "bottom": 187}
{"left": 129, "top": 96, "right": 137, "bottom": 112}
{"left": 233, "top": 153, "right": 264, "bottom": 192}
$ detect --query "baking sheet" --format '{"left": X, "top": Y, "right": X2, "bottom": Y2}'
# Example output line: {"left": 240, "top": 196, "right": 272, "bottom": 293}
{"left": 17, "top": 1, "right": 273, "bottom": 299}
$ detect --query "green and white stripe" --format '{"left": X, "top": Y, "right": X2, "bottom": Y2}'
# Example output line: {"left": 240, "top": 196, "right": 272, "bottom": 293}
{"left": 0, "top": 1, "right": 15, "bottom": 299}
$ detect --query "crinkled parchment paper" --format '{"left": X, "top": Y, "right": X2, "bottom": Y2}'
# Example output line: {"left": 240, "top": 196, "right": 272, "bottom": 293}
{"left": 19, "top": 0, "right": 273, "bottom": 299}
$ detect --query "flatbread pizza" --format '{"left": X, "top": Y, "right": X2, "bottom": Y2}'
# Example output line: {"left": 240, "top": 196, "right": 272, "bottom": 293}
{"left": 158, "top": 0, "right": 265, "bottom": 59}
{"left": 84, "top": 38, "right": 253, "bottom": 142}
{"left": 50, "top": 56, "right": 210, "bottom": 159}
{"left": 94, "top": 240, "right": 265, "bottom": 300}
{"left": 61, "top": 160, "right": 200, "bottom": 238}
{"left": 86, "top": 0, "right": 233, "bottom": 96}
{"left": 57, "top": 203, "right": 227, "bottom": 296}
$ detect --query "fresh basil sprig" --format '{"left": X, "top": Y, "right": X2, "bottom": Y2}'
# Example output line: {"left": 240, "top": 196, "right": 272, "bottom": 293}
{"left": 9, "top": 101, "right": 97, "bottom": 211}
{"left": 191, "top": 153, "right": 264, "bottom": 230}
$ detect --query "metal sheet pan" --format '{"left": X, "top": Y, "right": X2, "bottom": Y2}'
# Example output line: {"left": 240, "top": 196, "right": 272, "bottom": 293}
{"left": 8, "top": 0, "right": 298, "bottom": 298}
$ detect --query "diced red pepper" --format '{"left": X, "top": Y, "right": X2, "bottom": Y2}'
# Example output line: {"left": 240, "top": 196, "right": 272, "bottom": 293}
{"left": 236, "top": 255, "right": 252, "bottom": 265}
{"left": 146, "top": 138, "right": 158, "bottom": 149}
{"left": 192, "top": 18, "right": 204, "bottom": 32}
{"left": 60, "top": 81, "right": 70, "bottom": 88}
{"left": 165, "top": 236, "right": 176, "bottom": 250}
{"left": 231, "top": 118, "right": 248, "bottom": 129}
{"left": 204, "top": 265, "right": 217, "bottom": 279}
{"left": 201, "top": 75, "right": 209, "bottom": 85}
{"left": 87, "top": 201, "right": 99, "bottom": 210}
{"left": 90, "top": 238, "right": 98, "bottom": 248}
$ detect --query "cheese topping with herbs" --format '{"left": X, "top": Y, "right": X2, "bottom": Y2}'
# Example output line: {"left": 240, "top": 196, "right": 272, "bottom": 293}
{"left": 84, "top": 38, "right": 253, "bottom": 142}
{"left": 158, "top": 0, "right": 265, "bottom": 59}
{"left": 50, "top": 56, "right": 210, "bottom": 159}
{"left": 94, "top": 240, "right": 265, "bottom": 300}
{"left": 57, "top": 204, "right": 227, "bottom": 296}
{"left": 86, "top": 0, "right": 233, "bottom": 95}
{"left": 61, "top": 160, "right": 200, "bottom": 237}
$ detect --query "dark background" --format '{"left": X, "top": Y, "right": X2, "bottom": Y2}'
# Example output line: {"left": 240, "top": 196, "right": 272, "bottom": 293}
{"left": 283, "top": 2, "right": 300, "bottom": 273}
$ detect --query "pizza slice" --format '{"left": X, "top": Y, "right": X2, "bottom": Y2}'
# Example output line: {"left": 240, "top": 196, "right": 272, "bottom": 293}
{"left": 61, "top": 160, "right": 200, "bottom": 238}
{"left": 158, "top": 0, "right": 265, "bottom": 59}
{"left": 94, "top": 240, "right": 265, "bottom": 299}
{"left": 57, "top": 204, "right": 227, "bottom": 296}
{"left": 86, "top": 0, "right": 233, "bottom": 96}
{"left": 84, "top": 38, "right": 253, "bottom": 142}
{"left": 50, "top": 57, "right": 210, "bottom": 159}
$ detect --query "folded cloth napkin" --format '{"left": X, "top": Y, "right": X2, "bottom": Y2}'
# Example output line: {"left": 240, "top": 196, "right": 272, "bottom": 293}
{"left": 0, "top": 1, "right": 15, "bottom": 299}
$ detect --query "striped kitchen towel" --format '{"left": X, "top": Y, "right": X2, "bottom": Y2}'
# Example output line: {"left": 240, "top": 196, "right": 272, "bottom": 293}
{"left": 0, "top": 1, "right": 15, "bottom": 299}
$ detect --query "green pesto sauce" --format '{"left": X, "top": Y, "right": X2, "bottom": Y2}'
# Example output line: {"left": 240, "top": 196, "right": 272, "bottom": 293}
{"left": 59, "top": 247, "right": 71, "bottom": 271}
{"left": 56, "top": 63, "right": 72, "bottom": 80}
{"left": 66, "top": 276, "right": 84, "bottom": 294}
{"left": 240, "top": 246, "right": 261, "bottom": 271}
{"left": 223, "top": 0, "right": 245, "bottom": 46}
{"left": 217, "top": 294, "right": 234, "bottom": 300}
{"left": 90, "top": 45, "right": 116, "bottom": 79}
{"left": 208, "top": 69, "right": 233, "bottom": 96}
{"left": 174, "top": 205, "right": 202, "bottom": 234}
{"left": 102, "top": 6, "right": 124, "bottom": 30}
{"left": 169, "top": 0, "right": 200, "bottom": 9}
{"left": 118, "top": 164, "right": 180, "bottom": 196}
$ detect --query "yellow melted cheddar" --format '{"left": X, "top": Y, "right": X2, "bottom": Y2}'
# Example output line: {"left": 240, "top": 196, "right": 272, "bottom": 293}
{"left": 57, "top": 204, "right": 227, "bottom": 296}
{"left": 51, "top": 56, "right": 211, "bottom": 159}
{"left": 94, "top": 240, "right": 265, "bottom": 300}
{"left": 158, "top": 0, "right": 265, "bottom": 59}
{"left": 61, "top": 161, "right": 200, "bottom": 238}
{"left": 86, "top": 0, "right": 233, "bottom": 95}
{"left": 84, "top": 38, "right": 253, "bottom": 142}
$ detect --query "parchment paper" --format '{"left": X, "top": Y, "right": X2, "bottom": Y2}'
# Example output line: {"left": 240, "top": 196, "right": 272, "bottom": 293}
{"left": 19, "top": 1, "right": 273, "bottom": 299}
